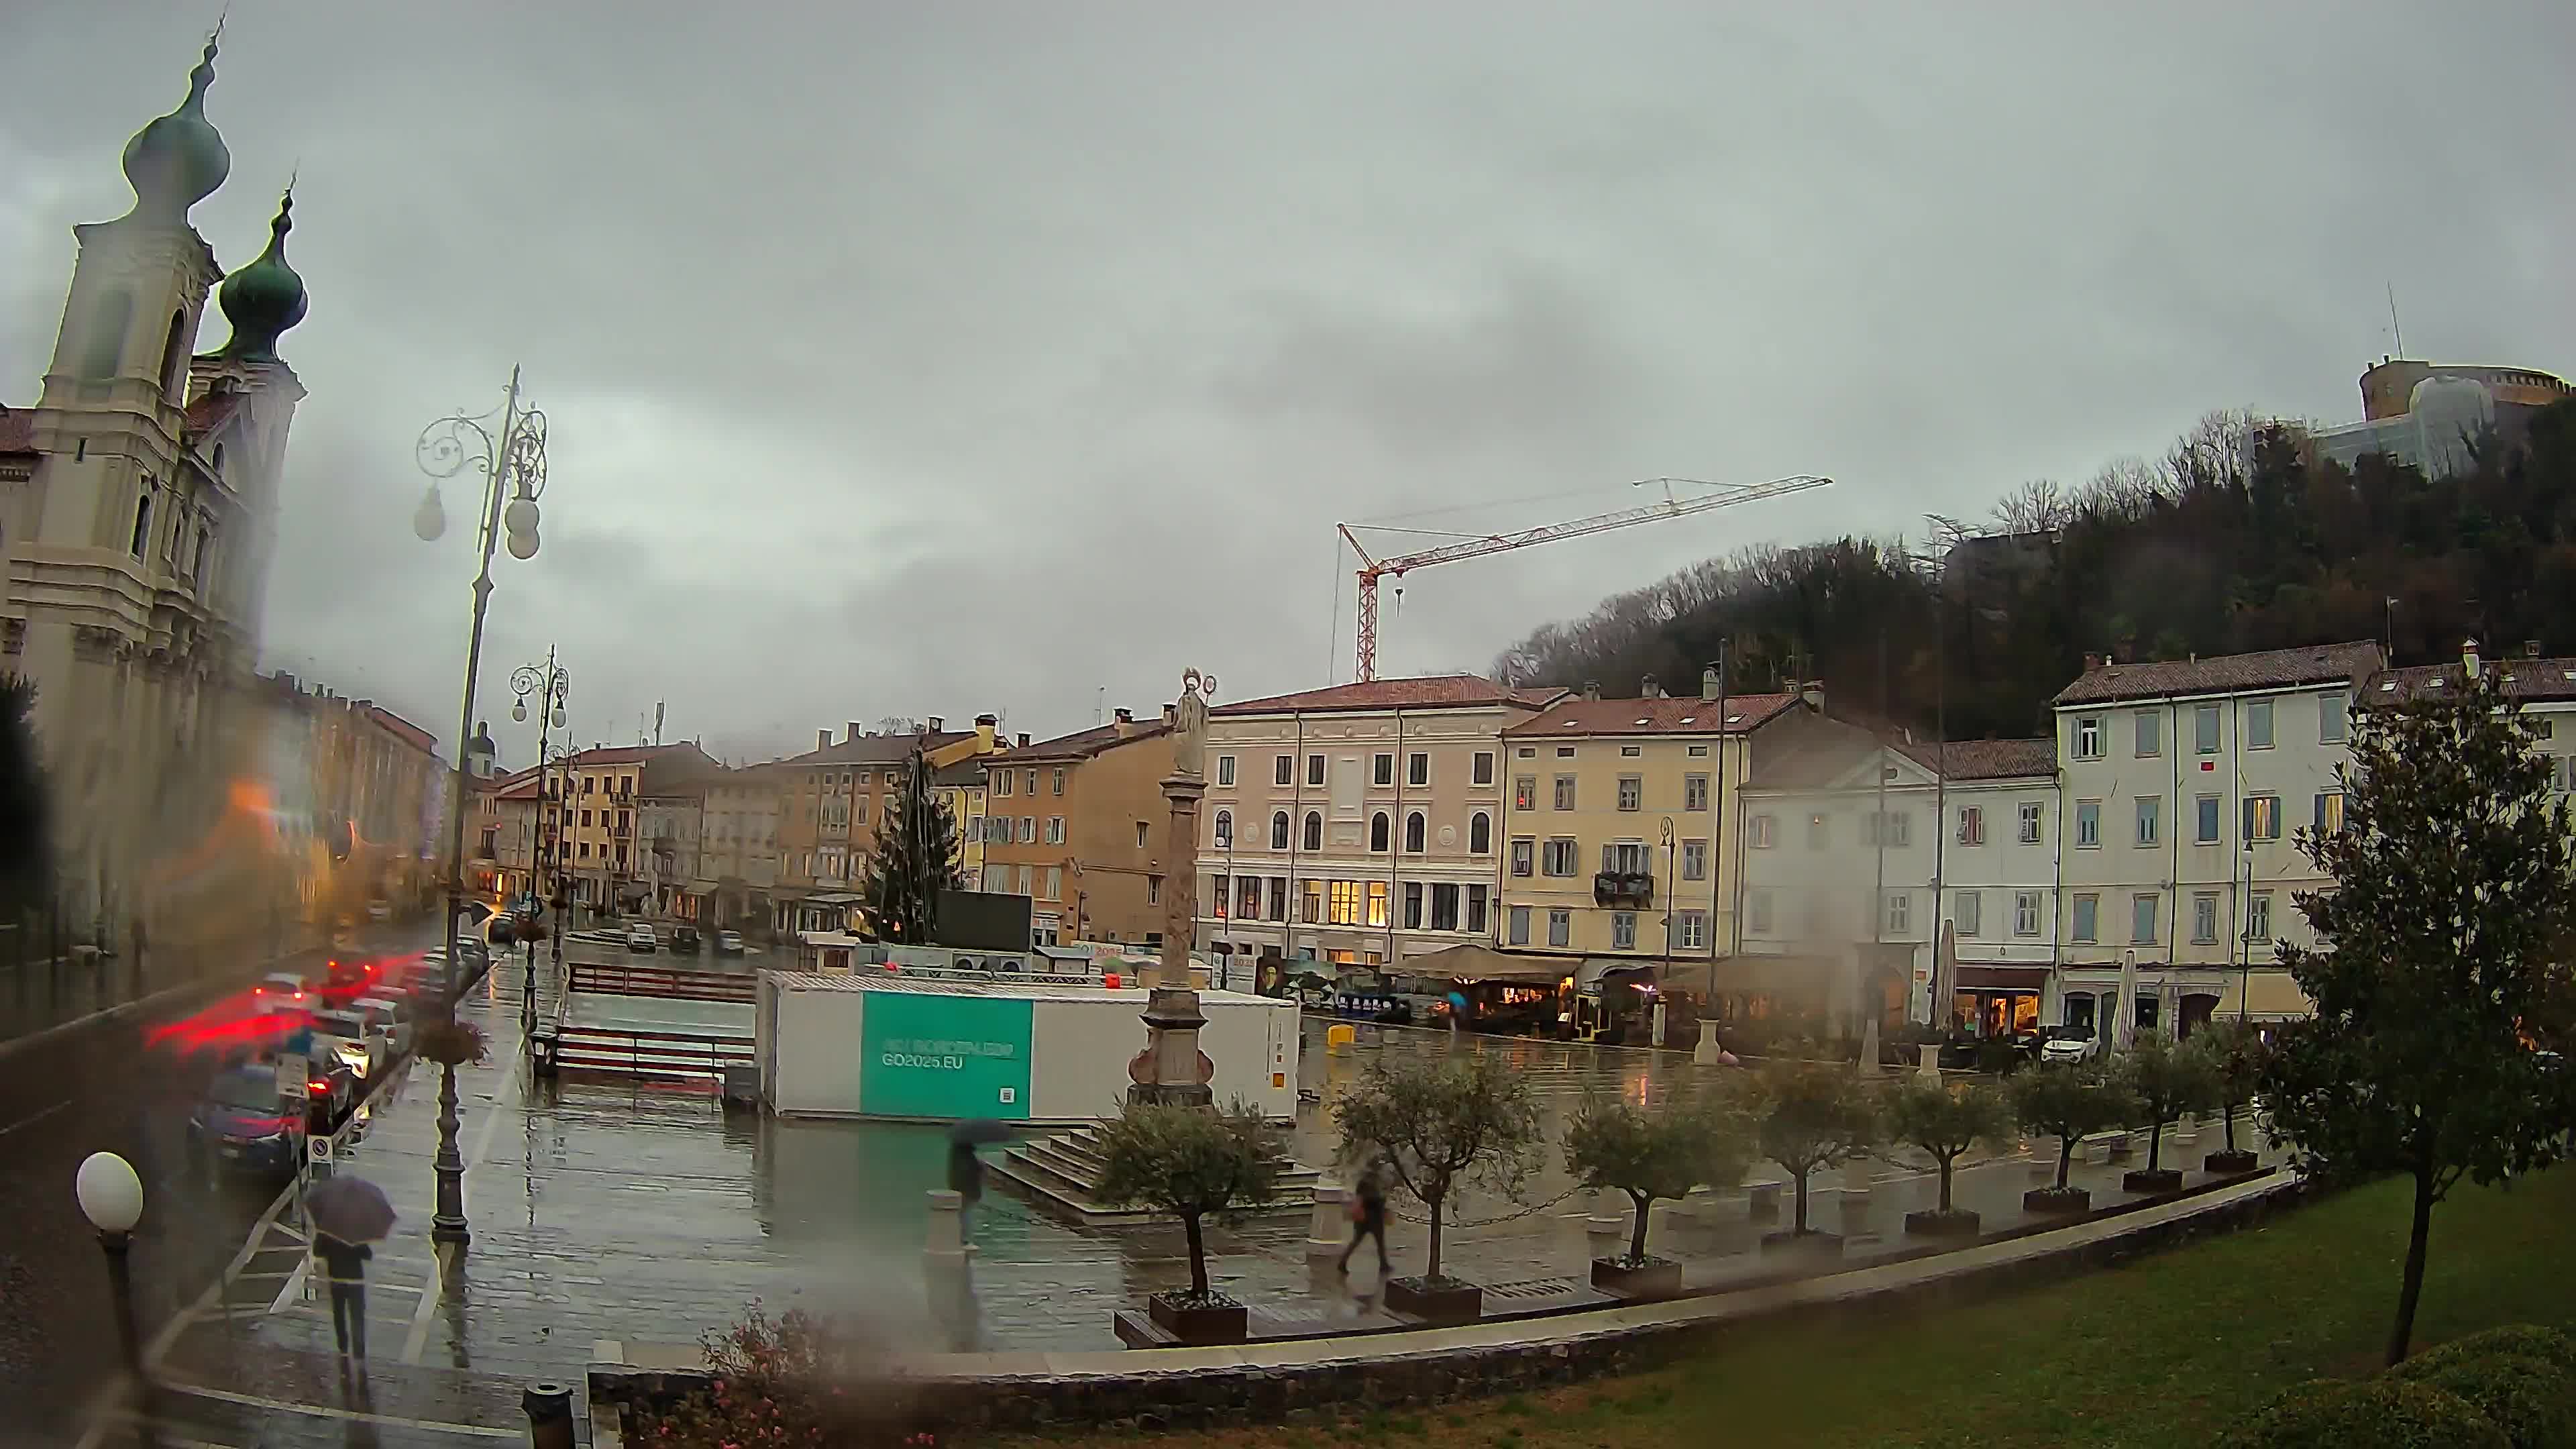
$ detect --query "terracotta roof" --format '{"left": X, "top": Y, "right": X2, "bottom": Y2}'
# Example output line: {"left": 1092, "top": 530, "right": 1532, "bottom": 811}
{"left": 784, "top": 730, "right": 971, "bottom": 767}
{"left": 183, "top": 390, "right": 242, "bottom": 443}
{"left": 0, "top": 406, "right": 34, "bottom": 455}
{"left": 1215, "top": 674, "right": 1568, "bottom": 716}
{"left": 486, "top": 767, "right": 543, "bottom": 801}
{"left": 1894, "top": 737, "right": 2056, "bottom": 782}
{"left": 358, "top": 704, "right": 439, "bottom": 758}
{"left": 1006, "top": 719, "right": 1172, "bottom": 761}
{"left": 2368, "top": 657, "right": 2576, "bottom": 705}
{"left": 1501, "top": 693, "right": 1801, "bottom": 738}
{"left": 570, "top": 743, "right": 716, "bottom": 769}
{"left": 929, "top": 759, "right": 989, "bottom": 788}
{"left": 2051, "top": 641, "right": 2383, "bottom": 706}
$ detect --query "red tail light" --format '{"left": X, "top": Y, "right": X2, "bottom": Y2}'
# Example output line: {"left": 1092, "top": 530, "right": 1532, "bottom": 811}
{"left": 309, "top": 1079, "right": 330, "bottom": 1095}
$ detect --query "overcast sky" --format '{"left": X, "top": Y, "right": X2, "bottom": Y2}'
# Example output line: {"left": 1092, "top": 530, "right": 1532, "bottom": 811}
{"left": 5, "top": 3, "right": 2569, "bottom": 765}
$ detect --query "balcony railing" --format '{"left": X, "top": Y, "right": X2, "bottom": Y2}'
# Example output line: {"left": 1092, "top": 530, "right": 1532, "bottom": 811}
{"left": 1593, "top": 871, "right": 1654, "bottom": 908}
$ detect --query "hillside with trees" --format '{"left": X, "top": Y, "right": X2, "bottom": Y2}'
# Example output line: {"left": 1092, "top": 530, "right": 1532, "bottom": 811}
{"left": 1494, "top": 400, "right": 2576, "bottom": 742}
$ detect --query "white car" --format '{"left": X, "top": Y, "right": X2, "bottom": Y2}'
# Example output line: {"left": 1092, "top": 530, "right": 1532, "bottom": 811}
{"left": 2039, "top": 1026, "right": 2102, "bottom": 1065}
{"left": 714, "top": 930, "right": 745, "bottom": 956}
{"left": 625, "top": 924, "right": 658, "bottom": 953}
{"left": 352, "top": 996, "right": 412, "bottom": 1058}
{"left": 311, "top": 1008, "right": 385, "bottom": 1081}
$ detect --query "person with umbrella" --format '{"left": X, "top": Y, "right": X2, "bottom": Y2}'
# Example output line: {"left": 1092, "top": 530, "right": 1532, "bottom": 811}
{"left": 949, "top": 1120, "right": 1010, "bottom": 1242}
{"left": 305, "top": 1176, "right": 395, "bottom": 1371}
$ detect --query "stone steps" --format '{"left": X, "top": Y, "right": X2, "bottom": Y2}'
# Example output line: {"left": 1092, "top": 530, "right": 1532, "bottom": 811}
{"left": 991, "top": 1128, "right": 1320, "bottom": 1226}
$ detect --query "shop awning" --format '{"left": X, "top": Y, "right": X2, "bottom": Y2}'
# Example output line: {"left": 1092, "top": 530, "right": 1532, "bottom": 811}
{"left": 1954, "top": 964, "right": 2051, "bottom": 991}
{"left": 1699, "top": 954, "right": 1836, "bottom": 996}
{"left": 1404, "top": 943, "right": 1574, "bottom": 985}
{"left": 1575, "top": 957, "right": 1665, "bottom": 991}
{"left": 2214, "top": 970, "right": 2315, "bottom": 1021}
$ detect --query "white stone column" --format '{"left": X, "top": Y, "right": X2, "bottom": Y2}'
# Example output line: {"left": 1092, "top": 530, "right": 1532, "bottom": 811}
{"left": 1839, "top": 1154, "right": 1874, "bottom": 1204}
{"left": 924, "top": 1188, "right": 965, "bottom": 1267}
{"left": 1586, "top": 1187, "right": 1627, "bottom": 1238}
{"left": 1305, "top": 1183, "right": 1346, "bottom": 1260}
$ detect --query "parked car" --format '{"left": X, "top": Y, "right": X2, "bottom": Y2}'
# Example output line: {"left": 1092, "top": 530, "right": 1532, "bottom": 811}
{"left": 366, "top": 899, "right": 392, "bottom": 924}
{"left": 2039, "top": 1025, "right": 2102, "bottom": 1065}
{"left": 188, "top": 1066, "right": 309, "bottom": 1180}
{"left": 670, "top": 924, "right": 701, "bottom": 954}
{"left": 310, "top": 1008, "right": 386, "bottom": 1083}
{"left": 352, "top": 995, "right": 413, "bottom": 1059}
{"left": 250, "top": 971, "right": 315, "bottom": 1010}
{"left": 625, "top": 923, "right": 658, "bottom": 953}
{"left": 714, "top": 930, "right": 745, "bottom": 957}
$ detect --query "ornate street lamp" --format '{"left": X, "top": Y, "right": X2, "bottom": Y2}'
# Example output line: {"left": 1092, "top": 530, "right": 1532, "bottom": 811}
{"left": 511, "top": 651, "right": 570, "bottom": 1036}
{"left": 415, "top": 366, "right": 549, "bottom": 1252}
{"left": 76, "top": 1150, "right": 154, "bottom": 1443}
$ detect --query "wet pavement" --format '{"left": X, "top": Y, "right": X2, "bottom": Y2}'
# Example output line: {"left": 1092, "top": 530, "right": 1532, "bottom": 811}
{"left": 122, "top": 948, "right": 2284, "bottom": 1445}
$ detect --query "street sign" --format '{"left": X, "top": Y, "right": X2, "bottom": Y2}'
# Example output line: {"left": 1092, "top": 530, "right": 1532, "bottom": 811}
{"left": 309, "top": 1134, "right": 333, "bottom": 1166}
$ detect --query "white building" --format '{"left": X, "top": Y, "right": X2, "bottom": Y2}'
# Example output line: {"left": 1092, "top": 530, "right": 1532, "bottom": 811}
{"left": 1191, "top": 674, "right": 1564, "bottom": 975}
{"left": 1735, "top": 724, "right": 2061, "bottom": 1036}
{"left": 2051, "top": 641, "right": 2381, "bottom": 1038}
{"left": 1921, "top": 739, "right": 2063, "bottom": 1034}
{"left": 1735, "top": 718, "right": 1937, "bottom": 1032}
{"left": 0, "top": 35, "right": 309, "bottom": 939}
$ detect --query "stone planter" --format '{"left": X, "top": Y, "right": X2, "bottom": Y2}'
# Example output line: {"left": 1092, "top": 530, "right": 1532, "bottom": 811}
{"left": 1590, "top": 1255, "right": 1684, "bottom": 1301}
{"left": 1383, "top": 1275, "right": 1483, "bottom": 1323}
{"left": 2023, "top": 1186, "right": 2091, "bottom": 1215}
{"left": 1145, "top": 1291, "right": 1248, "bottom": 1345}
{"left": 2121, "top": 1167, "right": 2184, "bottom": 1195}
{"left": 1760, "top": 1228, "right": 1844, "bottom": 1253}
{"left": 1903, "top": 1208, "right": 1982, "bottom": 1238}
{"left": 2204, "top": 1148, "right": 2261, "bottom": 1175}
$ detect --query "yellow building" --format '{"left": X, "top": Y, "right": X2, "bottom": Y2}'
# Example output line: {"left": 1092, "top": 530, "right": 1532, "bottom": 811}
{"left": 771, "top": 714, "right": 1004, "bottom": 934}
{"left": 930, "top": 756, "right": 991, "bottom": 889}
{"left": 559, "top": 743, "right": 717, "bottom": 914}
{"left": 1495, "top": 679, "right": 1819, "bottom": 965}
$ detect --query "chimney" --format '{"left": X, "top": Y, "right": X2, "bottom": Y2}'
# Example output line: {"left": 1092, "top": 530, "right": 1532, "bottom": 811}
{"left": 847, "top": 721, "right": 863, "bottom": 743}
{"left": 2526, "top": 640, "right": 2543, "bottom": 659}
{"left": 2463, "top": 637, "right": 2481, "bottom": 678}
{"left": 1701, "top": 665, "right": 1721, "bottom": 701}
{"left": 1113, "top": 707, "right": 1135, "bottom": 735}
{"left": 1582, "top": 680, "right": 1602, "bottom": 701}
{"left": 2082, "top": 652, "right": 2104, "bottom": 673}
{"left": 1640, "top": 674, "right": 1660, "bottom": 698}
{"left": 817, "top": 729, "right": 832, "bottom": 753}
{"left": 926, "top": 716, "right": 945, "bottom": 733}
{"left": 1801, "top": 682, "right": 1825, "bottom": 710}
{"left": 1159, "top": 703, "right": 1175, "bottom": 727}
{"left": 1016, "top": 732, "right": 1031, "bottom": 748}
{"left": 975, "top": 714, "right": 998, "bottom": 749}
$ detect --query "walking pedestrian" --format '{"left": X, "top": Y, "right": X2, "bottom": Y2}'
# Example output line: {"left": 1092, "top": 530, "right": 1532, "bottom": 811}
{"left": 317, "top": 1231, "right": 372, "bottom": 1367}
{"left": 947, "top": 1140, "right": 985, "bottom": 1241}
{"left": 1336, "top": 1157, "right": 1392, "bottom": 1277}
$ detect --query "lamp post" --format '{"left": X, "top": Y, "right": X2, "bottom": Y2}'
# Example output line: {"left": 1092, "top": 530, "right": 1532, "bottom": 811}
{"left": 75, "top": 1150, "right": 153, "bottom": 1444}
{"left": 511, "top": 653, "right": 570, "bottom": 1037}
{"left": 1658, "top": 816, "right": 1676, "bottom": 1044}
{"left": 415, "top": 366, "right": 549, "bottom": 1253}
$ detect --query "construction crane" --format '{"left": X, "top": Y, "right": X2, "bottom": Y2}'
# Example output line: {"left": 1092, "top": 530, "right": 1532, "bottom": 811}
{"left": 1337, "top": 474, "right": 1832, "bottom": 682}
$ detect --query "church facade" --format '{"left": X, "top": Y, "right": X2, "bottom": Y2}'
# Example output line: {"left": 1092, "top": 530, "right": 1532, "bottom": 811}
{"left": 0, "top": 32, "right": 316, "bottom": 948}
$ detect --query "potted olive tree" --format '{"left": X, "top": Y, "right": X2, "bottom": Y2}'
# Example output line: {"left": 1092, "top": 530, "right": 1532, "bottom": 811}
{"left": 2117, "top": 1031, "right": 2220, "bottom": 1194}
{"left": 1882, "top": 1074, "right": 2014, "bottom": 1237}
{"left": 2010, "top": 1059, "right": 2136, "bottom": 1214}
{"left": 1093, "top": 1099, "right": 1282, "bottom": 1344}
{"left": 1334, "top": 1051, "right": 1542, "bottom": 1322}
{"left": 2198, "top": 1017, "right": 2267, "bottom": 1175}
{"left": 1564, "top": 1086, "right": 1754, "bottom": 1299}
{"left": 1753, "top": 1061, "right": 1878, "bottom": 1251}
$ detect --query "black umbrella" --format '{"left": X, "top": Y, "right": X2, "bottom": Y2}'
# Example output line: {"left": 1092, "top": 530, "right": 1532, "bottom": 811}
{"left": 306, "top": 1175, "right": 396, "bottom": 1244}
{"left": 949, "top": 1118, "right": 1012, "bottom": 1146}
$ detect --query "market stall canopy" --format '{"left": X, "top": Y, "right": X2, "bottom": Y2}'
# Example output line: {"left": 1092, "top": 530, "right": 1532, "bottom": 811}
{"left": 1403, "top": 943, "right": 1571, "bottom": 986}
{"left": 2214, "top": 969, "right": 2316, "bottom": 1021}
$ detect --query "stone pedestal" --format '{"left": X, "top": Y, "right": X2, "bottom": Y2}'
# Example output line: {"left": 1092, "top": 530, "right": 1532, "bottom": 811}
{"left": 1586, "top": 1187, "right": 1628, "bottom": 1238}
{"left": 2174, "top": 1115, "right": 2199, "bottom": 1148}
{"left": 1305, "top": 1183, "right": 1346, "bottom": 1260}
{"left": 1126, "top": 773, "right": 1214, "bottom": 1110}
{"left": 924, "top": 1188, "right": 966, "bottom": 1267}
{"left": 1693, "top": 1021, "right": 1728, "bottom": 1065}
{"left": 1917, "top": 1044, "right": 1942, "bottom": 1079}
{"left": 1839, "top": 1155, "right": 1875, "bottom": 1205}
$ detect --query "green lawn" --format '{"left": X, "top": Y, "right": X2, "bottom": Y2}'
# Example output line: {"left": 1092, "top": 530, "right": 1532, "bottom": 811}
{"left": 1006, "top": 1167, "right": 2576, "bottom": 1449}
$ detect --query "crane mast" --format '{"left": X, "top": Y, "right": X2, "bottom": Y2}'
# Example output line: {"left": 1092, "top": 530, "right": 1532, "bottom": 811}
{"left": 1338, "top": 474, "right": 1831, "bottom": 682}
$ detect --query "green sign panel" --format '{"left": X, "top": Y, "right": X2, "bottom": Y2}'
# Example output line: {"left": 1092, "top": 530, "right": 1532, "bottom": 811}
{"left": 859, "top": 991, "right": 1034, "bottom": 1120}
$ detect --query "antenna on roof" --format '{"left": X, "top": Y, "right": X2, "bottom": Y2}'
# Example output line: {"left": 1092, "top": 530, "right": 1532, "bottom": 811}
{"left": 2386, "top": 282, "right": 2405, "bottom": 358}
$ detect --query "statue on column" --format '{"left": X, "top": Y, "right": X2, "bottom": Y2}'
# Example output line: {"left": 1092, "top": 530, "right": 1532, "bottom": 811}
{"left": 1173, "top": 668, "right": 1215, "bottom": 780}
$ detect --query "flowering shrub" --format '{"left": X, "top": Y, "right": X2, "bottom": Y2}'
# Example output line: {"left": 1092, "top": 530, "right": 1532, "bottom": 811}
{"left": 641, "top": 1303, "right": 944, "bottom": 1447}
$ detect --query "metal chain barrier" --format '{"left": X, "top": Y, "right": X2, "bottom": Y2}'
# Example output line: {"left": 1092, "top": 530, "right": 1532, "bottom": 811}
{"left": 1384, "top": 1183, "right": 1587, "bottom": 1229}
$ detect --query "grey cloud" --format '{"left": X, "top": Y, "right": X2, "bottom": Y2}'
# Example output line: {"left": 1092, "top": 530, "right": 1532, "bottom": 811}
{"left": 4, "top": 2, "right": 2571, "bottom": 759}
